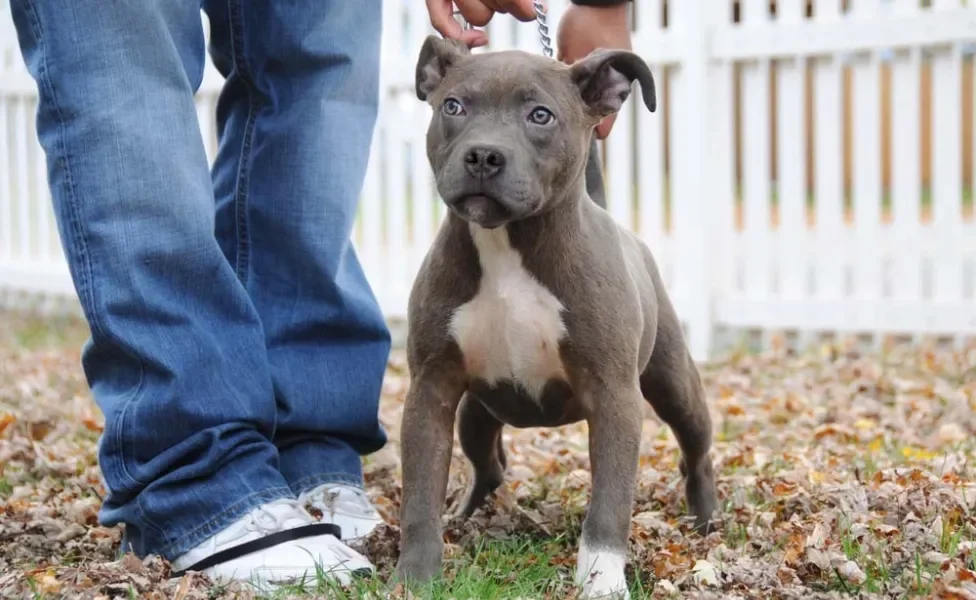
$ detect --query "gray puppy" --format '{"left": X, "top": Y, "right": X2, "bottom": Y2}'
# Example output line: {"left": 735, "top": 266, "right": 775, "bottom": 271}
{"left": 394, "top": 35, "right": 718, "bottom": 599}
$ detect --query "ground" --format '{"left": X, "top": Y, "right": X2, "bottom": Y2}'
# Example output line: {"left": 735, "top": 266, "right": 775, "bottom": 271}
{"left": 1, "top": 309, "right": 975, "bottom": 600}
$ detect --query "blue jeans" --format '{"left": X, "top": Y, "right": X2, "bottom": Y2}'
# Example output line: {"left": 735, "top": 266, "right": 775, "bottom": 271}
{"left": 9, "top": 0, "right": 390, "bottom": 560}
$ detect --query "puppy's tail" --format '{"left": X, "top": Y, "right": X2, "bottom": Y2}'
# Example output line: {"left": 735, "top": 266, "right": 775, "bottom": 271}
{"left": 584, "top": 135, "right": 608, "bottom": 210}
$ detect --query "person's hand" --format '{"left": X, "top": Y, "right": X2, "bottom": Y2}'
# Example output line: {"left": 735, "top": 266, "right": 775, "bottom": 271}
{"left": 557, "top": 3, "right": 632, "bottom": 139}
{"left": 426, "top": 0, "right": 539, "bottom": 48}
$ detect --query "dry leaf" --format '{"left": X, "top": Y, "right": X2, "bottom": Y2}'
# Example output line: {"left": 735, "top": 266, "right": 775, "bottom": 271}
{"left": 834, "top": 560, "right": 867, "bottom": 585}
{"left": 0, "top": 412, "right": 15, "bottom": 436}
{"left": 690, "top": 559, "right": 720, "bottom": 587}
{"left": 805, "top": 522, "right": 827, "bottom": 549}
{"left": 27, "top": 420, "right": 54, "bottom": 441}
{"left": 37, "top": 573, "right": 61, "bottom": 594}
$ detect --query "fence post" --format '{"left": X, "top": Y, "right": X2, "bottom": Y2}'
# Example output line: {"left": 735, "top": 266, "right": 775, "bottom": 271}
{"left": 669, "top": 0, "right": 715, "bottom": 362}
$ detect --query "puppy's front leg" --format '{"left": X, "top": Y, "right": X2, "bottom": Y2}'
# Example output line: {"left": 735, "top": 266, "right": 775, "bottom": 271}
{"left": 395, "top": 373, "right": 465, "bottom": 584}
{"left": 576, "top": 383, "right": 643, "bottom": 600}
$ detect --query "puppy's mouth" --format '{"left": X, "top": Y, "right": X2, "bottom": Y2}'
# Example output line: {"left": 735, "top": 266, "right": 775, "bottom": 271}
{"left": 448, "top": 194, "right": 513, "bottom": 229}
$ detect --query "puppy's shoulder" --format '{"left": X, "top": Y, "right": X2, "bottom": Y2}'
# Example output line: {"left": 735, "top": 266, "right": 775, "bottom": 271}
{"left": 580, "top": 204, "right": 654, "bottom": 267}
{"left": 584, "top": 208, "right": 665, "bottom": 305}
{"left": 407, "top": 219, "right": 481, "bottom": 363}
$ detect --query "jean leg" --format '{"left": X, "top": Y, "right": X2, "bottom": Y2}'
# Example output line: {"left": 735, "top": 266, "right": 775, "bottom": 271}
{"left": 9, "top": 0, "right": 293, "bottom": 560}
{"left": 201, "top": 0, "right": 391, "bottom": 493}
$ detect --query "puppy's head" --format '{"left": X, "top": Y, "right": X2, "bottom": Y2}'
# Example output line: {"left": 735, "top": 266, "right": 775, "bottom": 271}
{"left": 415, "top": 36, "right": 656, "bottom": 229}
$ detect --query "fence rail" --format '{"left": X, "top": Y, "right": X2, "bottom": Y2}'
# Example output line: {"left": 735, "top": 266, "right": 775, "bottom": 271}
{"left": 2, "top": 0, "right": 976, "bottom": 361}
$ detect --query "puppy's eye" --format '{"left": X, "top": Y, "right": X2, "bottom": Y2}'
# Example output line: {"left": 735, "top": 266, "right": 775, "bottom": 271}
{"left": 528, "top": 107, "right": 554, "bottom": 125}
{"left": 442, "top": 98, "right": 465, "bottom": 117}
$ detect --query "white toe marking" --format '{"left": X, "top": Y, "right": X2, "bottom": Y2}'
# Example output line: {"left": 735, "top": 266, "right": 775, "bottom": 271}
{"left": 575, "top": 540, "right": 630, "bottom": 599}
{"left": 450, "top": 224, "right": 568, "bottom": 400}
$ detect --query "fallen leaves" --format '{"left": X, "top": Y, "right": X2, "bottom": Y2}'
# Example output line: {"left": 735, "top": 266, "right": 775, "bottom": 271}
{"left": 1, "top": 313, "right": 976, "bottom": 598}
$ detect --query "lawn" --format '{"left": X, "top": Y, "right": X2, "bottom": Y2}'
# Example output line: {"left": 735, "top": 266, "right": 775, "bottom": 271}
{"left": 1, "top": 308, "right": 975, "bottom": 599}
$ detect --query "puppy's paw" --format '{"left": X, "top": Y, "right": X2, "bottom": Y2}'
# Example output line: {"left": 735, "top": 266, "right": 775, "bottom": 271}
{"left": 683, "top": 456, "right": 718, "bottom": 535}
{"left": 394, "top": 541, "right": 444, "bottom": 586}
{"left": 575, "top": 544, "right": 630, "bottom": 599}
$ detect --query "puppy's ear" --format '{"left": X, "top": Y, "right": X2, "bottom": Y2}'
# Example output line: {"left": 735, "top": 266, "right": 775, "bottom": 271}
{"left": 415, "top": 35, "right": 469, "bottom": 102}
{"left": 569, "top": 49, "right": 656, "bottom": 117}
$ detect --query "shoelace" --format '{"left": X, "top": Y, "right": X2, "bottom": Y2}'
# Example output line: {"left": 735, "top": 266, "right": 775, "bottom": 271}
{"left": 310, "top": 485, "right": 376, "bottom": 517}
{"left": 247, "top": 498, "right": 314, "bottom": 533}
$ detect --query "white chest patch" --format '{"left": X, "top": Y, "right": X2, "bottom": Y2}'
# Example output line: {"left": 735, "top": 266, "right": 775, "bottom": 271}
{"left": 449, "top": 224, "right": 568, "bottom": 400}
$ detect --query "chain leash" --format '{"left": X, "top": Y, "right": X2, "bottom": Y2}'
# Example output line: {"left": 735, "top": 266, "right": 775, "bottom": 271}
{"left": 533, "top": 1, "right": 554, "bottom": 58}
{"left": 452, "top": 2, "right": 553, "bottom": 58}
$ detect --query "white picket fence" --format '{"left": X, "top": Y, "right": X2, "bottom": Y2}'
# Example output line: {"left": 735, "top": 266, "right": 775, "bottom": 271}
{"left": 2, "top": 0, "right": 976, "bottom": 361}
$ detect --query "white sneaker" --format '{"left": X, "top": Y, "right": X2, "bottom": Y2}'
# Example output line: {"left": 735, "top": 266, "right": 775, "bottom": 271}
{"left": 170, "top": 497, "right": 374, "bottom": 588}
{"left": 299, "top": 483, "right": 384, "bottom": 541}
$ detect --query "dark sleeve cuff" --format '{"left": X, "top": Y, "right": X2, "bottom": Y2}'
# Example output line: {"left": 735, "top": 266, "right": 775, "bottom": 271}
{"left": 569, "top": 0, "right": 631, "bottom": 5}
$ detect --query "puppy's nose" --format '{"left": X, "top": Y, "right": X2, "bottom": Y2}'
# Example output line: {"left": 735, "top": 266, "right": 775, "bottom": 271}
{"left": 464, "top": 146, "right": 506, "bottom": 179}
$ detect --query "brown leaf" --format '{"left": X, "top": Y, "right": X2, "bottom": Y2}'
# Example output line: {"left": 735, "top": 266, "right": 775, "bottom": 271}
{"left": 0, "top": 413, "right": 16, "bottom": 436}
{"left": 783, "top": 532, "right": 806, "bottom": 566}
{"left": 37, "top": 573, "right": 61, "bottom": 594}
{"left": 81, "top": 417, "right": 103, "bottom": 433}
{"left": 119, "top": 552, "right": 146, "bottom": 574}
{"left": 27, "top": 420, "right": 54, "bottom": 441}
{"left": 777, "top": 565, "right": 800, "bottom": 585}
{"left": 773, "top": 481, "right": 798, "bottom": 497}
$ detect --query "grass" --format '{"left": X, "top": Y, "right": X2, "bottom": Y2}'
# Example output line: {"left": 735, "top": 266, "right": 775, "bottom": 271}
{"left": 1, "top": 309, "right": 976, "bottom": 598}
{"left": 250, "top": 536, "right": 658, "bottom": 600}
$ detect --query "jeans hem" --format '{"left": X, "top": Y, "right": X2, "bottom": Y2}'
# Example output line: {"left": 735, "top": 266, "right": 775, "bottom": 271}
{"left": 290, "top": 472, "right": 366, "bottom": 497}
{"left": 157, "top": 484, "right": 295, "bottom": 561}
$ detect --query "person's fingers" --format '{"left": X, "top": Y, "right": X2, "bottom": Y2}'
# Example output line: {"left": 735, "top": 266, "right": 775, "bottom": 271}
{"left": 488, "top": 0, "right": 539, "bottom": 21}
{"left": 426, "top": 0, "right": 465, "bottom": 39}
{"left": 426, "top": 0, "right": 490, "bottom": 48}
{"left": 460, "top": 29, "right": 490, "bottom": 48}
{"left": 455, "top": 0, "right": 494, "bottom": 27}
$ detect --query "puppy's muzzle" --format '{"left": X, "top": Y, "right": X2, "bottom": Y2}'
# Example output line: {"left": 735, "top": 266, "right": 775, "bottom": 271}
{"left": 446, "top": 144, "right": 524, "bottom": 229}
{"left": 464, "top": 145, "right": 506, "bottom": 179}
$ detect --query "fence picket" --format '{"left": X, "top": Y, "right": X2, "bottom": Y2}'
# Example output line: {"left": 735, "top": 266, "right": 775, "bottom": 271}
{"left": 775, "top": 0, "right": 807, "bottom": 309}
{"left": 406, "top": 10, "right": 435, "bottom": 277}
{"left": 2, "top": 0, "right": 975, "bottom": 355}
{"left": 931, "top": 41, "right": 964, "bottom": 307}
{"left": 385, "top": 120, "right": 408, "bottom": 313}
{"left": 29, "top": 109, "right": 52, "bottom": 263}
{"left": 0, "top": 98, "right": 11, "bottom": 260}
{"left": 606, "top": 88, "right": 635, "bottom": 227}
{"left": 741, "top": 0, "right": 772, "bottom": 303}
{"left": 14, "top": 97, "right": 30, "bottom": 260}
{"left": 360, "top": 121, "right": 384, "bottom": 294}
{"left": 813, "top": 0, "right": 845, "bottom": 310}
{"left": 711, "top": 59, "right": 737, "bottom": 305}
{"left": 891, "top": 46, "right": 923, "bottom": 311}
{"left": 851, "top": 0, "right": 883, "bottom": 340}
{"left": 636, "top": 80, "right": 665, "bottom": 249}
{"left": 634, "top": 0, "right": 668, "bottom": 283}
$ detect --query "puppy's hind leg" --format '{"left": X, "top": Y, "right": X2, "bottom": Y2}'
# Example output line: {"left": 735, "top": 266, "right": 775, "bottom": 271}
{"left": 455, "top": 393, "right": 507, "bottom": 519}
{"left": 640, "top": 297, "right": 718, "bottom": 535}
